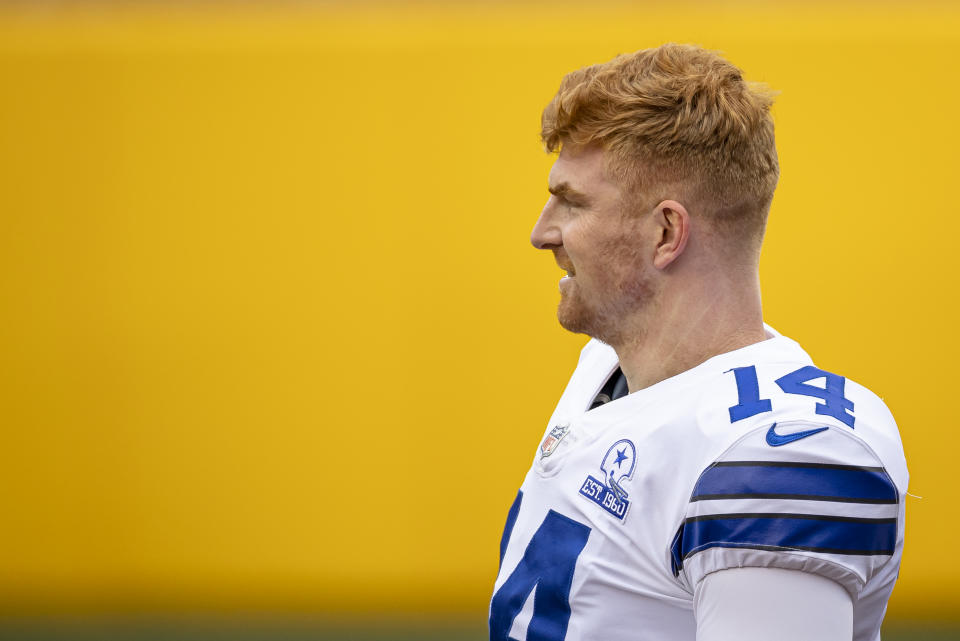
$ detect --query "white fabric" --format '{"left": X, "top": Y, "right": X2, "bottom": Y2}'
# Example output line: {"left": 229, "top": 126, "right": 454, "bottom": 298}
{"left": 694, "top": 567, "right": 853, "bottom": 641}
{"left": 674, "top": 421, "right": 901, "bottom": 600}
{"left": 490, "top": 326, "right": 907, "bottom": 641}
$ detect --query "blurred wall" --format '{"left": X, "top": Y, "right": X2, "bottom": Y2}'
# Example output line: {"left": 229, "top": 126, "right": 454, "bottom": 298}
{"left": 0, "top": 0, "right": 957, "bottom": 622}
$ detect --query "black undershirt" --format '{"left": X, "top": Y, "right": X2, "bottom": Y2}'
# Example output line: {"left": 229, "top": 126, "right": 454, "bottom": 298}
{"left": 589, "top": 367, "right": 629, "bottom": 410}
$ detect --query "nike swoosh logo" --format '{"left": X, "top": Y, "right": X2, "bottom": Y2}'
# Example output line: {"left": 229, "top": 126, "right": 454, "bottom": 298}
{"left": 765, "top": 423, "right": 829, "bottom": 447}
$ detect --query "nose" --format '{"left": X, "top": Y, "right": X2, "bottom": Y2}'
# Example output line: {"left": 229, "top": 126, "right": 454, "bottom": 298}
{"left": 530, "top": 198, "right": 562, "bottom": 250}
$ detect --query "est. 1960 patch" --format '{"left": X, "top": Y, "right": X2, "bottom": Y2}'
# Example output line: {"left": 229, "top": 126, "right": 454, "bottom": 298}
{"left": 578, "top": 439, "right": 636, "bottom": 520}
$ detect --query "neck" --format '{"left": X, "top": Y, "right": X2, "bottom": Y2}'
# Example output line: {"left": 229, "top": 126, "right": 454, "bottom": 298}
{"left": 609, "top": 272, "right": 767, "bottom": 393}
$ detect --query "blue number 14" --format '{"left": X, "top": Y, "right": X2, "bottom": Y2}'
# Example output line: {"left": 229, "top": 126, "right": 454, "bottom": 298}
{"left": 490, "top": 493, "right": 591, "bottom": 641}
{"left": 727, "top": 365, "right": 855, "bottom": 428}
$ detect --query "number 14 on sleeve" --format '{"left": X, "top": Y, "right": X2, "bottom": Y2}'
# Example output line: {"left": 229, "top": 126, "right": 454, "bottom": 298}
{"left": 726, "top": 365, "right": 855, "bottom": 428}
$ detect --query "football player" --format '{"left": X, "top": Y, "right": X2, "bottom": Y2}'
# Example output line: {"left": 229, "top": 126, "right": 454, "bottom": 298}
{"left": 490, "top": 44, "right": 907, "bottom": 641}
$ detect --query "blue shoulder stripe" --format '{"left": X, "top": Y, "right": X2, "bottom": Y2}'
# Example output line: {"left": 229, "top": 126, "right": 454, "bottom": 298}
{"left": 691, "top": 461, "right": 898, "bottom": 504}
{"left": 670, "top": 513, "right": 896, "bottom": 575}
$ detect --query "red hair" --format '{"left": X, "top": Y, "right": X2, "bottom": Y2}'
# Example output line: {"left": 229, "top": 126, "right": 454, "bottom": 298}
{"left": 542, "top": 44, "right": 779, "bottom": 244}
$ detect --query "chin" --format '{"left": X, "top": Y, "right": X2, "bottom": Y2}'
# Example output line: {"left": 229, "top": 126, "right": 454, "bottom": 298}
{"left": 557, "top": 297, "right": 596, "bottom": 337}
{"left": 557, "top": 295, "right": 627, "bottom": 345}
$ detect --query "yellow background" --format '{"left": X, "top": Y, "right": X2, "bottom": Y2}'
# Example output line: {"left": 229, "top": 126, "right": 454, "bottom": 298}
{"left": 0, "top": 0, "right": 957, "bottom": 625}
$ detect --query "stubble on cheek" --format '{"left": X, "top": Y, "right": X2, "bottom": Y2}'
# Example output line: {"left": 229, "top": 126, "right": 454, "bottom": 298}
{"left": 556, "top": 231, "right": 653, "bottom": 345}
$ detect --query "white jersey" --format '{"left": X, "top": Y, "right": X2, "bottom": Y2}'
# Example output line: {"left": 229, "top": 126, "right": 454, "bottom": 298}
{"left": 490, "top": 328, "right": 907, "bottom": 641}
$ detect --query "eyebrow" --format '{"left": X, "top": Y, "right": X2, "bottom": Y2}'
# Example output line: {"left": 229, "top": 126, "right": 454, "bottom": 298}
{"left": 548, "top": 182, "right": 589, "bottom": 203}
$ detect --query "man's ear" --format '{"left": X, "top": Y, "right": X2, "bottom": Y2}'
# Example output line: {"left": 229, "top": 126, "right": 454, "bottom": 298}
{"left": 651, "top": 199, "right": 690, "bottom": 270}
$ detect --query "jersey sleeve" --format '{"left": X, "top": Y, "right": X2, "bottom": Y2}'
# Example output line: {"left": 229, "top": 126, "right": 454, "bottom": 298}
{"left": 669, "top": 421, "right": 902, "bottom": 598}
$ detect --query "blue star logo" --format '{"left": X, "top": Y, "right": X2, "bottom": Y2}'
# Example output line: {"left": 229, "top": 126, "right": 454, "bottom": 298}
{"left": 614, "top": 447, "right": 629, "bottom": 468}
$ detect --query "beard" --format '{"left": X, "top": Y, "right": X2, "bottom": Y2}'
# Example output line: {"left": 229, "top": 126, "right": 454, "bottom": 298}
{"left": 552, "top": 209, "right": 659, "bottom": 346}
{"left": 556, "top": 268, "right": 657, "bottom": 347}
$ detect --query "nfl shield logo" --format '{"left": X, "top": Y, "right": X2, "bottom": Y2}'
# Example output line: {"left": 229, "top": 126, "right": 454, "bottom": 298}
{"left": 540, "top": 423, "right": 571, "bottom": 458}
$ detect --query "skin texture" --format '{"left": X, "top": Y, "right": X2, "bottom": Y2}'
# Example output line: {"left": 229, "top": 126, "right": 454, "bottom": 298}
{"left": 530, "top": 142, "right": 768, "bottom": 393}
